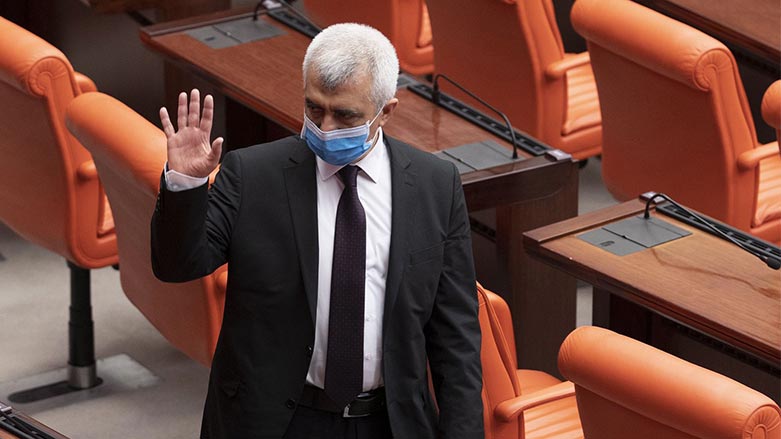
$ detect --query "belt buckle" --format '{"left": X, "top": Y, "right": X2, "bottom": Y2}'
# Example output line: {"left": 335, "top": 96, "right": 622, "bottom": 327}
{"left": 342, "top": 403, "right": 370, "bottom": 418}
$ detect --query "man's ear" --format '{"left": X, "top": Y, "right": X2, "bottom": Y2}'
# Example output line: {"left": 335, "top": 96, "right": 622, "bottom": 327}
{"left": 378, "top": 98, "right": 399, "bottom": 127}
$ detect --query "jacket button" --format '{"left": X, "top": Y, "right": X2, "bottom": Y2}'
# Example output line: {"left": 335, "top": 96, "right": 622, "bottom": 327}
{"left": 285, "top": 399, "right": 296, "bottom": 409}
{"left": 306, "top": 346, "right": 313, "bottom": 357}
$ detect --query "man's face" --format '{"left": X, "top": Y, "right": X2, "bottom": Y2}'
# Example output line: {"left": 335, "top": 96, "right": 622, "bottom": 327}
{"left": 303, "top": 68, "right": 396, "bottom": 137}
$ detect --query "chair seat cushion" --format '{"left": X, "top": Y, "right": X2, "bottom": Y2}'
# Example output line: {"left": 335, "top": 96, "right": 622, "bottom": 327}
{"left": 525, "top": 396, "right": 583, "bottom": 439}
{"left": 755, "top": 151, "right": 781, "bottom": 227}
{"left": 563, "top": 61, "right": 601, "bottom": 136}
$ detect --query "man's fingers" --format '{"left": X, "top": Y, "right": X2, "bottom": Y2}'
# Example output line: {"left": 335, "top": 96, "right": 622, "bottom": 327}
{"left": 200, "top": 94, "right": 214, "bottom": 136}
{"left": 159, "top": 107, "right": 175, "bottom": 139}
{"left": 176, "top": 92, "right": 188, "bottom": 132}
{"left": 188, "top": 88, "right": 201, "bottom": 128}
{"left": 210, "top": 137, "right": 224, "bottom": 161}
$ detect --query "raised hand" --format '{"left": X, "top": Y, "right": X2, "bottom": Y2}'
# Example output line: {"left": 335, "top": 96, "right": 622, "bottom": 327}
{"left": 160, "top": 89, "right": 224, "bottom": 178}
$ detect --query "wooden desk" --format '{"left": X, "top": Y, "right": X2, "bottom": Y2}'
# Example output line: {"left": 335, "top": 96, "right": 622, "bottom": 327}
{"left": 139, "top": 8, "right": 580, "bottom": 376}
{"left": 524, "top": 200, "right": 781, "bottom": 397}
{"left": 639, "top": 0, "right": 780, "bottom": 67}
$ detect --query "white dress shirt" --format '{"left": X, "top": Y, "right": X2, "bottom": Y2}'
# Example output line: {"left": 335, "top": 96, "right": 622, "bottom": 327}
{"left": 164, "top": 129, "right": 392, "bottom": 392}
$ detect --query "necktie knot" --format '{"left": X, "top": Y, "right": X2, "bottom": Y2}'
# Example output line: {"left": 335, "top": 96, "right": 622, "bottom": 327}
{"left": 338, "top": 165, "right": 360, "bottom": 188}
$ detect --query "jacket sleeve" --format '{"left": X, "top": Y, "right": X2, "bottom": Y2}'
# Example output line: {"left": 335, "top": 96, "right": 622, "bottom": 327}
{"left": 151, "top": 151, "right": 242, "bottom": 282}
{"left": 425, "top": 163, "right": 484, "bottom": 438}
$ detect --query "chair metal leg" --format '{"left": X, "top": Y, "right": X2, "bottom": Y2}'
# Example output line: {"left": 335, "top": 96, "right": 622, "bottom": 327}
{"left": 66, "top": 262, "right": 99, "bottom": 389}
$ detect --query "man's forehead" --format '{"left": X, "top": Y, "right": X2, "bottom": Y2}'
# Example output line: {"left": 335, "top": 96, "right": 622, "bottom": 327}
{"left": 305, "top": 73, "right": 372, "bottom": 107}
{"left": 305, "top": 66, "right": 371, "bottom": 89}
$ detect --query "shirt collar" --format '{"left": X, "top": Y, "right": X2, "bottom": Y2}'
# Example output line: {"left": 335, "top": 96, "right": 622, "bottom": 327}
{"left": 316, "top": 128, "right": 386, "bottom": 184}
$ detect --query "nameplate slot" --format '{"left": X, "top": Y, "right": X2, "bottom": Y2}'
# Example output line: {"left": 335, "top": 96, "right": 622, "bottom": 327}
{"left": 433, "top": 140, "right": 524, "bottom": 175}
{"left": 186, "top": 18, "right": 285, "bottom": 49}
{"left": 578, "top": 216, "right": 691, "bottom": 256}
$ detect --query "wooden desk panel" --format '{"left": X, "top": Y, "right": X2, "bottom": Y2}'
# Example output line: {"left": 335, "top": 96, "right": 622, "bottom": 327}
{"left": 524, "top": 199, "right": 781, "bottom": 366}
{"left": 140, "top": 8, "right": 580, "bottom": 376}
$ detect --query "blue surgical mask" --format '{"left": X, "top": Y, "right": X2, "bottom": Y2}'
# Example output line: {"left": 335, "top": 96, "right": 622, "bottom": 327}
{"left": 301, "top": 109, "right": 382, "bottom": 166}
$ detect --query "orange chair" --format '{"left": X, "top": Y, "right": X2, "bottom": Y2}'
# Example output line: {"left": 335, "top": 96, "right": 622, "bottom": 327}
{"left": 762, "top": 80, "right": 781, "bottom": 155}
{"left": 301, "top": 0, "right": 433, "bottom": 75}
{"left": 476, "top": 283, "right": 582, "bottom": 438}
{"left": 558, "top": 326, "right": 781, "bottom": 439}
{"left": 425, "top": 0, "right": 602, "bottom": 160}
{"left": 66, "top": 92, "right": 226, "bottom": 366}
{"left": 0, "top": 17, "right": 117, "bottom": 391}
{"left": 571, "top": 0, "right": 781, "bottom": 244}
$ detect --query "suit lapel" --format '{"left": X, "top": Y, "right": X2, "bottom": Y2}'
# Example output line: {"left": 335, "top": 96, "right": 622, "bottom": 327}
{"left": 283, "top": 140, "right": 319, "bottom": 324}
{"left": 383, "top": 137, "right": 417, "bottom": 330}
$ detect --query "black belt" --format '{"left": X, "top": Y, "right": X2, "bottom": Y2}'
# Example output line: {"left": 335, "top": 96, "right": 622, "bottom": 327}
{"left": 299, "top": 385, "right": 386, "bottom": 418}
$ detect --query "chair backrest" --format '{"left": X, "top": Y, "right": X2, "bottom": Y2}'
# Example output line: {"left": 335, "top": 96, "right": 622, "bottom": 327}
{"left": 301, "top": 0, "right": 433, "bottom": 75}
{"left": 571, "top": 0, "right": 760, "bottom": 230}
{"left": 559, "top": 326, "right": 781, "bottom": 439}
{"left": 0, "top": 17, "right": 115, "bottom": 268}
{"left": 426, "top": 0, "right": 567, "bottom": 144}
{"left": 66, "top": 92, "right": 225, "bottom": 366}
{"left": 477, "top": 283, "right": 523, "bottom": 438}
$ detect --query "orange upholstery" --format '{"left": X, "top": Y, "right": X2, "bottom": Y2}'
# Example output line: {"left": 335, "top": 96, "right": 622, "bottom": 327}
{"left": 302, "top": 0, "right": 433, "bottom": 75}
{"left": 0, "top": 16, "right": 116, "bottom": 268}
{"left": 572, "top": 0, "right": 781, "bottom": 244}
{"left": 425, "top": 0, "right": 601, "bottom": 160}
{"left": 558, "top": 326, "right": 781, "bottom": 439}
{"left": 476, "top": 283, "right": 582, "bottom": 439}
{"left": 762, "top": 80, "right": 781, "bottom": 153}
{"left": 66, "top": 92, "right": 226, "bottom": 367}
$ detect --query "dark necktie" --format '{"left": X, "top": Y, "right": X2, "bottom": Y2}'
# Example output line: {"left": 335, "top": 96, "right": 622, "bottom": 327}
{"left": 324, "top": 165, "right": 366, "bottom": 408}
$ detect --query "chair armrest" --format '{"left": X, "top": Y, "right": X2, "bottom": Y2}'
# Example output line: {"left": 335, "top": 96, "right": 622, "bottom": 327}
{"left": 74, "top": 72, "right": 97, "bottom": 93}
{"left": 545, "top": 52, "right": 590, "bottom": 80}
{"left": 208, "top": 163, "right": 221, "bottom": 186}
{"left": 494, "top": 381, "right": 575, "bottom": 422}
{"left": 737, "top": 143, "right": 779, "bottom": 171}
{"left": 76, "top": 159, "right": 98, "bottom": 181}
{"left": 761, "top": 80, "right": 780, "bottom": 130}
{"left": 215, "top": 268, "right": 228, "bottom": 292}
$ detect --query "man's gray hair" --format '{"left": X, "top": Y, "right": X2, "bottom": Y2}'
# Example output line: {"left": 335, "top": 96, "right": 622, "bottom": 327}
{"left": 303, "top": 23, "right": 399, "bottom": 112}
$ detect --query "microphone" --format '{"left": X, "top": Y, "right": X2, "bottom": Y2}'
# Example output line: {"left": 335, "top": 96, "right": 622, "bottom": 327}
{"left": 432, "top": 74, "right": 519, "bottom": 160}
{"left": 643, "top": 192, "right": 781, "bottom": 270}
{"left": 254, "top": 0, "right": 322, "bottom": 33}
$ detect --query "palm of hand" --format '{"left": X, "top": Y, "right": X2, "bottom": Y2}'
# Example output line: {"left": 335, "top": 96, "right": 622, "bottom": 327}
{"left": 168, "top": 126, "right": 215, "bottom": 177}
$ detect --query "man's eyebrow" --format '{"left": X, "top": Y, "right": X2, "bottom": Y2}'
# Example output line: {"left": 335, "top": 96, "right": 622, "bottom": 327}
{"left": 304, "top": 98, "right": 321, "bottom": 107}
{"left": 334, "top": 108, "right": 361, "bottom": 118}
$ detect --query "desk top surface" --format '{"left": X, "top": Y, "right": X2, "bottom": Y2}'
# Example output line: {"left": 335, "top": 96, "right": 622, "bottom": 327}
{"left": 524, "top": 199, "right": 781, "bottom": 365}
{"left": 644, "top": 0, "right": 780, "bottom": 63}
{"left": 140, "top": 8, "right": 535, "bottom": 161}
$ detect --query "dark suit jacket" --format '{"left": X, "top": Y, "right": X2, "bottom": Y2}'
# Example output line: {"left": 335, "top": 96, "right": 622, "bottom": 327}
{"left": 151, "top": 136, "right": 483, "bottom": 439}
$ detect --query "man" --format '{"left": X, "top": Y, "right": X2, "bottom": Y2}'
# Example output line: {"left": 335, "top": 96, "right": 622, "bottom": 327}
{"left": 151, "top": 23, "right": 482, "bottom": 438}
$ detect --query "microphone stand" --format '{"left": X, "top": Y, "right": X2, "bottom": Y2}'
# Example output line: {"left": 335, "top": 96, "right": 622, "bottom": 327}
{"left": 643, "top": 192, "right": 780, "bottom": 270}
{"left": 432, "top": 74, "right": 519, "bottom": 160}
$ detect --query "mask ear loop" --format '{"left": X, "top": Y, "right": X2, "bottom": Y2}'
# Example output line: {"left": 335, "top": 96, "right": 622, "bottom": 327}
{"left": 365, "top": 105, "right": 386, "bottom": 145}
